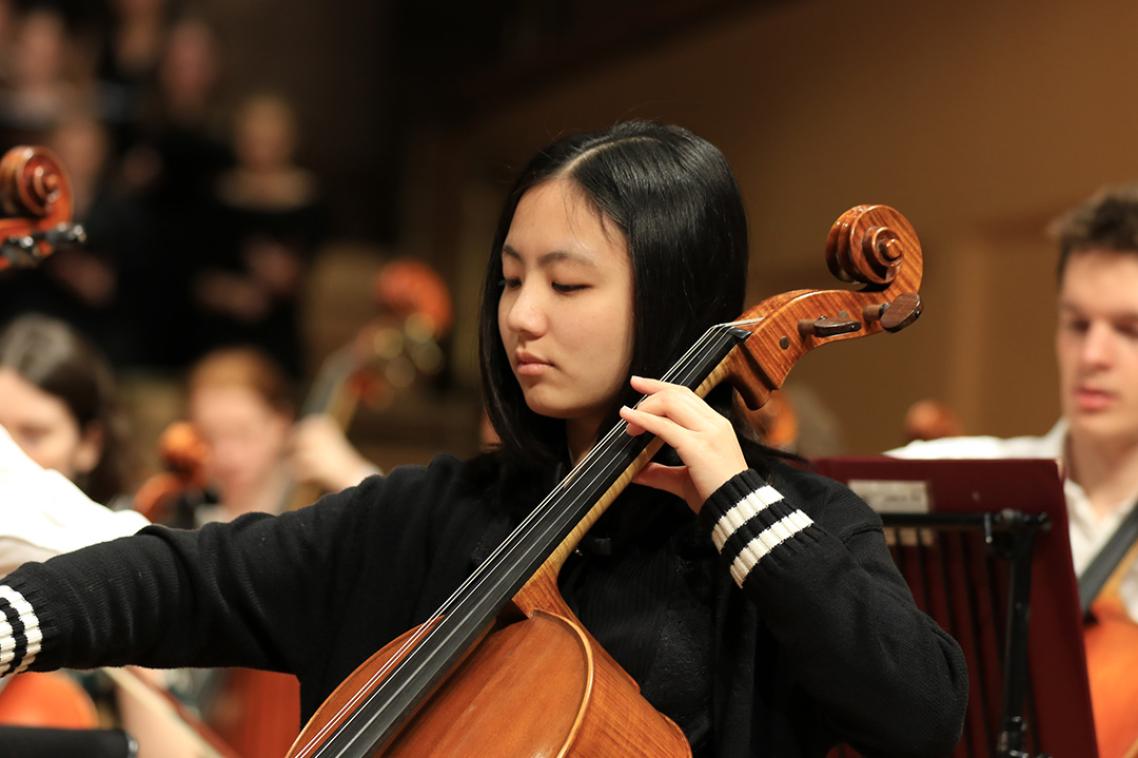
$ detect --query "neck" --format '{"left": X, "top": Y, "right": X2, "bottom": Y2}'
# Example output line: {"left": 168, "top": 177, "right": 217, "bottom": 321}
{"left": 222, "top": 463, "right": 290, "bottom": 518}
{"left": 566, "top": 417, "right": 601, "bottom": 465}
{"left": 1067, "top": 429, "right": 1138, "bottom": 518}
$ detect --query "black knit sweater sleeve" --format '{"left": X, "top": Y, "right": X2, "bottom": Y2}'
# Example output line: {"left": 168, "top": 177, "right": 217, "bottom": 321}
{"left": 0, "top": 456, "right": 473, "bottom": 682}
{"left": 699, "top": 467, "right": 968, "bottom": 757}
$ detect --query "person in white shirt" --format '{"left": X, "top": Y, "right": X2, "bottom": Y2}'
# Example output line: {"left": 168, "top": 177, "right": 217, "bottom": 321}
{"left": 0, "top": 315, "right": 147, "bottom": 575}
{"left": 889, "top": 183, "right": 1138, "bottom": 622}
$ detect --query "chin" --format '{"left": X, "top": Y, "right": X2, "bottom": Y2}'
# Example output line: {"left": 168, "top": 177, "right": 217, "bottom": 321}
{"left": 1071, "top": 414, "right": 1138, "bottom": 443}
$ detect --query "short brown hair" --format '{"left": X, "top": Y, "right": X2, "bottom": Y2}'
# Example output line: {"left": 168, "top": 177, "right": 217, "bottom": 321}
{"left": 1051, "top": 182, "right": 1138, "bottom": 279}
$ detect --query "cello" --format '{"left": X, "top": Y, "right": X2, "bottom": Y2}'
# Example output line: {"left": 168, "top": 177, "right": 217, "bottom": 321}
{"left": 1079, "top": 506, "right": 1138, "bottom": 758}
{"left": 287, "top": 204, "right": 924, "bottom": 756}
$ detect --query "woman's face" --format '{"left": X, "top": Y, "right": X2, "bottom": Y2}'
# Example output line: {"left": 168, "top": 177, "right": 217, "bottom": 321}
{"left": 498, "top": 177, "right": 635, "bottom": 444}
{"left": 189, "top": 384, "right": 290, "bottom": 500}
{"left": 0, "top": 368, "right": 99, "bottom": 480}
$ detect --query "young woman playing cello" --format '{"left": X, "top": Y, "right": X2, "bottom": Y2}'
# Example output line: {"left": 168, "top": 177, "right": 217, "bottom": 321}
{"left": 0, "top": 122, "right": 966, "bottom": 756}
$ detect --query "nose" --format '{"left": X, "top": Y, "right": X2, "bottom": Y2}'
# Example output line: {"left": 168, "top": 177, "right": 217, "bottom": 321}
{"left": 1080, "top": 321, "right": 1116, "bottom": 368}
{"left": 502, "top": 281, "right": 546, "bottom": 337}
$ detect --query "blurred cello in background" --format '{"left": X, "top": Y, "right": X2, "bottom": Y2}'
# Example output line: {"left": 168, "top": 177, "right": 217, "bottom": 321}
{"left": 1079, "top": 518, "right": 1138, "bottom": 758}
{"left": 1, "top": 146, "right": 86, "bottom": 271}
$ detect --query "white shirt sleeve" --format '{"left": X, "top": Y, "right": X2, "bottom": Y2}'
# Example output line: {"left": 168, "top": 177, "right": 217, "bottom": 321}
{"left": 0, "top": 425, "right": 149, "bottom": 576}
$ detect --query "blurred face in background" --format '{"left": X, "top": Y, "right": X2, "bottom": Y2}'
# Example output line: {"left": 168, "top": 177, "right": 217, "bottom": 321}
{"left": 234, "top": 96, "right": 297, "bottom": 172}
{"left": 13, "top": 9, "right": 67, "bottom": 87}
{"left": 1056, "top": 249, "right": 1138, "bottom": 448}
{"left": 0, "top": 368, "right": 100, "bottom": 480}
{"left": 160, "top": 19, "right": 218, "bottom": 112}
{"left": 189, "top": 384, "right": 290, "bottom": 508}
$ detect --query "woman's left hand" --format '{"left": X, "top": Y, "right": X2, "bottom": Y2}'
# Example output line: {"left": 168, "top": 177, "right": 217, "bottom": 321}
{"left": 619, "top": 376, "right": 748, "bottom": 514}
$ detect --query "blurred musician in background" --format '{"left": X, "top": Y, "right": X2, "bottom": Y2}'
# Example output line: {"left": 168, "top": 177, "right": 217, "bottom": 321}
{"left": 0, "top": 314, "right": 146, "bottom": 573}
{"left": 182, "top": 346, "right": 295, "bottom": 525}
{"left": 890, "top": 183, "right": 1138, "bottom": 621}
{"left": 0, "top": 314, "right": 149, "bottom": 734}
{"left": 168, "top": 346, "right": 377, "bottom": 529}
{"left": 889, "top": 184, "right": 1138, "bottom": 758}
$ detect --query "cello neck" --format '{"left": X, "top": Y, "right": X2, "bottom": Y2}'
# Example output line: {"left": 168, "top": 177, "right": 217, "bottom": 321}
{"left": 276, "top": 347, "right": 361, "bottom": 513}
{"left": 1079, "top": 500, "right": 1138, "bottom": 617}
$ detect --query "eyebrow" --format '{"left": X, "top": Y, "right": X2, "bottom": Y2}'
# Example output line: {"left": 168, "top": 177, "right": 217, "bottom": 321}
{"left": 1059, "top": 302, "right": 1138, "bottom": 321}
{"left": 501, "top": 244, "right": 598, "bottom": 268}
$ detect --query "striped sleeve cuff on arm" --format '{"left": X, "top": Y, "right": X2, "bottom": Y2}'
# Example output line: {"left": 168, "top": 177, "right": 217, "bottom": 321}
{"left": 700, "top": 469, "right": 814, "bottom": 588}
{"left": 0, "top": 583, "right": 42, "bottom": 676}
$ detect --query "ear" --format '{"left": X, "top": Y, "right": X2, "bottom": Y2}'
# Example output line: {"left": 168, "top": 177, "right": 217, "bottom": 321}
{"left": 73, "top": 421, "right": 105, "bottom": 475}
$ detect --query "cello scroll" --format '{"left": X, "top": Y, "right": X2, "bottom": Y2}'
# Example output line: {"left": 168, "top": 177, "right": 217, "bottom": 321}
{"left": 721, "top": 204, "right": 923, "bottom": 412}
{"left": 0, "top": 146, "right": 86, "bottom": 270}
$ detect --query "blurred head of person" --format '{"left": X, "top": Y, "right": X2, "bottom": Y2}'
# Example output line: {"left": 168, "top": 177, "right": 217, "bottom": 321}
{"left": 48, "top": 110, "right": 110, "bottom": 211}
{"left": 157, "top": 17, "right": 219, "bottom": 121}
{"left": 12, "top": 8, "right": 68, "bottom": 89}
{"left": 0, "top": 0, "right": 15, "bottom": 45}
{"left": 233, "top": 93, "right": 299, "bottom": 173}
{"left": 186, "top": 347, "right": 294, "bottom": 516}
{"left": 1051, "top": 184, "right": 1138, "bottom": 451}
{"left": 0, "top": 315, "right": 127, "bottom": 502}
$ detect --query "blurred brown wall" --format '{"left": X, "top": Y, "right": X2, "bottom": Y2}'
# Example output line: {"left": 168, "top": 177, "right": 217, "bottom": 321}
{"left": 404, "top": 0, "right": 1138, "bottom": 454}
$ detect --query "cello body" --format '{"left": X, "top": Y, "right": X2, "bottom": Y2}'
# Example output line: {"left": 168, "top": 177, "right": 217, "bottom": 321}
{"left": 1084, "top": 596, "right": 1138, "bottom": 758}
{"left": 294, "top": 571, "right": 689, "bottom": 757}
{"left": 0, "top": 672, "right": 98, "bottom": 729}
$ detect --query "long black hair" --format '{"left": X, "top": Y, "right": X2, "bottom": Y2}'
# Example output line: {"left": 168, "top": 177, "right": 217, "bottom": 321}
{"left": 479, "top": 121, "right": 750, "bottom": 470}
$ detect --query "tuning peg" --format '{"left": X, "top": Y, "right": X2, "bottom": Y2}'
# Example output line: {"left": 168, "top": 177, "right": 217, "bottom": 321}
{"left": 878, "top": 292, "right": 921, "bottom": 332}
{"left": 43, "top": 222, "right": 86, "bottom": 247}
{"left": 1, "top": 234, "right": 41, "bottom": 267}
{"left": 797, "top": 314, "right": 862, "bottom": 339}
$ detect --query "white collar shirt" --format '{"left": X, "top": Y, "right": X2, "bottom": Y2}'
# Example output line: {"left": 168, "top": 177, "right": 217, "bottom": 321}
{"left": 888, "top": 419, "right": 1138, "bottom": 621}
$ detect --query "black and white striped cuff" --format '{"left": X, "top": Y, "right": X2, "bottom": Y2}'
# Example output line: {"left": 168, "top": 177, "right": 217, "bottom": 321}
{"left": 702, "top": 471, "right": 814, "bottom": 587}
{"left": 0, "top": 585, "right": 42, "bottom": 676}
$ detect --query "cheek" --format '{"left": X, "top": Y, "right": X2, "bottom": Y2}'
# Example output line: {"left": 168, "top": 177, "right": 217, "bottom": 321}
{"left": 1055, "top": 334, "right": 1077, "bottom": 378}
{"left": 30, "top": 426, "right": 82, "bottom": 474}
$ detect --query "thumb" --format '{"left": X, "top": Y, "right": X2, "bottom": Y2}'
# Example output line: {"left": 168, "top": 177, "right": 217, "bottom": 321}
{"left": 633, "top": 462, "right": 690, "bottom": 500}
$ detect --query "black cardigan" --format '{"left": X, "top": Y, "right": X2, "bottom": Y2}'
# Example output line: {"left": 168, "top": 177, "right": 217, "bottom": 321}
{"left": 0, "top": 454, "right": 966, "bottom": 757}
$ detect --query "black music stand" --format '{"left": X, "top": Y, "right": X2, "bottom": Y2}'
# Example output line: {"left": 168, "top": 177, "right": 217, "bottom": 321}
{"left": 812, "top": 457, "right": 1097, "bottom": 758}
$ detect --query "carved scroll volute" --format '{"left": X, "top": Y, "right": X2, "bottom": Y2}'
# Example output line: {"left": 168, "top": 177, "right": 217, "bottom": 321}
{"left": 0, "top": 146, "right": 82, "bottom": 270}
{"left": 724, "top": 205, "right": 924, "bottom": 411}
{"left": 0, "top": 147, "right": 72, "bottom": 226}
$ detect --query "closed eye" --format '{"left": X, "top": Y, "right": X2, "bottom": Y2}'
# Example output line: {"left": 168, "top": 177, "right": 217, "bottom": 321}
{"left": 499, "top": 277, "right": 521, "bottom": 290}
{"left": 1060, "top": 316, "right": 1089, "bottom": 334}
{"left": 552, "top": 282, "right": 588, "bottom": 293}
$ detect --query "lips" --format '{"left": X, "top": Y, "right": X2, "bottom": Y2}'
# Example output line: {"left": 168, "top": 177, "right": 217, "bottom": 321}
{"left": 515, "top": 350, "right": 552, "bottom": 377}
{"left": 1075, "top": 386, "right": 1115, "bottom": 412}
